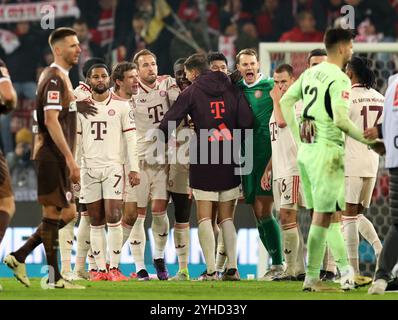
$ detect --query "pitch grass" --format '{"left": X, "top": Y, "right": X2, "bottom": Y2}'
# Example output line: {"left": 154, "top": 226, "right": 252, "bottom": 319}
{"left": 0, "top": 279, "right": 397, "bottom": 300}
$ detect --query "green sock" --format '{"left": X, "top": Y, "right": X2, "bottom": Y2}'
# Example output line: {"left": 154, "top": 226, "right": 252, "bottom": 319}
{"left": 307, "top": 224, "right": 328, "bottom": 279}
{"left": 257, "top": 220, "right": 269, "bottom": 252}
{"left": 259, "top": 216, "right": 283, "bottom": 265}
{"left": 326, "top": 222, "right": 350, "bottom": 273}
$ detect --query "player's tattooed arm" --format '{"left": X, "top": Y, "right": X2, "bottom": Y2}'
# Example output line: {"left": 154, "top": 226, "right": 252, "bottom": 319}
{"left": 76, "top": 99, "right": 97, "bottom": 119}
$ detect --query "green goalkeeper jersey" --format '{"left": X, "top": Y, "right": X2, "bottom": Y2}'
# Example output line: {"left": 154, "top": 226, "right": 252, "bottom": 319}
{"left": 280, "top": 62, "right": 351, "bottom": 146}
{"left": 238, "top": 74, "right": 274, "bottom": 165}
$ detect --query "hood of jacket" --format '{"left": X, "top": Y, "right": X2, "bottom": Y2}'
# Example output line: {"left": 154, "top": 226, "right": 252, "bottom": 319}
{"left": 195, "top": 70, "right": 230, "bottom": 97}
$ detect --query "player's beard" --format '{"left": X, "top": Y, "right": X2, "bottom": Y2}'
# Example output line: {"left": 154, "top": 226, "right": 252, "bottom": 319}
{"left": 92, "top": 84, "right": 109, "bottom": 94}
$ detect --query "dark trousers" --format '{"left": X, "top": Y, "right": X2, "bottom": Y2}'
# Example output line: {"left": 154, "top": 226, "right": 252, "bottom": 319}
{"left": 376, "top": 167, "right": 398, "bottom": 281}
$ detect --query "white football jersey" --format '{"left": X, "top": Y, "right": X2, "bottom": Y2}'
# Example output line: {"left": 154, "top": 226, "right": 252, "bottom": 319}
{"left": 133, "top": 76, "right": 180, "bottom": 160}
{"left": 269, "top": 101, "right": 302, "bottom": 179}
{"left": 74, "top": 81, "right": 92, "bottom": 101}
{"left": 345, "top": 85, "right": 384, "bottom": 177}
{"left": 77, "top": 92, "right": 136, "bottom": 169}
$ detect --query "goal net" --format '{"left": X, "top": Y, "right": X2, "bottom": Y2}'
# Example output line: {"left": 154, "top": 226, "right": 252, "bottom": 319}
{"left": 257, "top": 42, "right": 398, "bottom": 277}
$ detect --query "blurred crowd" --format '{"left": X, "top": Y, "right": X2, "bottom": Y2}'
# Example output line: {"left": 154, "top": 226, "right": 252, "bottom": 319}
{"left": 0, "top": 0, "right": 398, "bottom": 198}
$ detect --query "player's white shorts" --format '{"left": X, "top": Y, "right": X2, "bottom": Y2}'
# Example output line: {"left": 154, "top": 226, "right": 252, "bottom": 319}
{"left": 123, "top": 169, "right": 138, "bottom": 203}
{"left": 345, "top": 176, "right": 376, "bottom": 208}
{"left": 192, "top": 186, "right": 240, "bottom": 202}
{"left": 167, "top": 163, "right": 190, "bottom": 194}
{"left": 136, "top": 161, "right": 168, "bottom": 208}
{"left": 273, "top": 176, "right": 305, "bottom": 211}
{"left": 80, "top": 165, "right": 124, "bottom": 203}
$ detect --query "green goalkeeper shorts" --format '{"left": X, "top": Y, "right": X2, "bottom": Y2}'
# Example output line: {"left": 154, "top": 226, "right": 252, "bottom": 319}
{"left": 297, "top": 142, "right": 345, "bottom": 213}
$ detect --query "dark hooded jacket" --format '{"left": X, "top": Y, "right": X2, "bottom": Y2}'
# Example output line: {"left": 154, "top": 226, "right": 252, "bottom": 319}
{"left": 159, "top": 70, "right": 254, "bottom": 191}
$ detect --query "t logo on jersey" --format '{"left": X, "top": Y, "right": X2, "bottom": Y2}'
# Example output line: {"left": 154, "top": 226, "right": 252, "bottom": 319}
{"left": 210, "top": 101, "right": 225, "bottom": 119}
{"left": 269, "top": 122, "right": 278, "bottom": 141}
{"left": 91, "top": 121, "right": 107, "bottom": 140}
{"left": 148, "top": 104, "right": 164, "bottom": 124}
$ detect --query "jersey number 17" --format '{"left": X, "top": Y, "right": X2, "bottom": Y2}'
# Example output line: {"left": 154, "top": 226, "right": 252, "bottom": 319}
{"left": 360, "top": 105, "right": 383, "bottom": 130}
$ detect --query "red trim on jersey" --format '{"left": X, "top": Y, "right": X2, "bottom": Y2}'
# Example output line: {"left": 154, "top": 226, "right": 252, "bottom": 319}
{"left": 138, "top": 82, "right": 149, "bottom": 93}
{"left": 122, "top": 128, "right": 136, "bottom": 133}
{"left": 105, "top": 92, "right": 113, "bottom": 105}
{"left": 351, "top": 84, "right": 366, "bottom": 89}
{"left": 79, "top": 82, "right": 92, "bottom": 92}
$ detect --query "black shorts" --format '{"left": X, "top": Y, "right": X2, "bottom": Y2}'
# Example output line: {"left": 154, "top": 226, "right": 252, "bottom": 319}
{"left": 35, "top": 160, "right": 73, "bottom": 209}
{"left": 0, "top": 152, "right": 13, "bottom": 198}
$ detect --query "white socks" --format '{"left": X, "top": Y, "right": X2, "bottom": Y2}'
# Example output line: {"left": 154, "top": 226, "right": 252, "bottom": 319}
{"left": 219, "top": 219, "right": 237, "bottom": 270}
{"left": 215, "top": 226, "right": 227, "bottom": 272}
{"left": 74, "top": 213, "right": 91, "bottom": 273}
{"left": 198, "top": 218, "right": 216, "bottom": 274}
{"left": 151, "top": 211, "right": 169, "bottom": 259}
{"left": 174, "top": 223, "right": 190, "bottom": 270}
{"left": 107, "top": 221, "right": 123, "bottom": 269}
{"left": 357, "top": 214, "right": 383, "bottom": 260}
{"left": 90, "top": 225, "right": 107, "bottom": 271}
{"left": 122, "top": 222, "right": 133, "bottom": 247}
{"left": 342, "top": 215, "right": 360, "bottom": 274}
{"left": 281, "top": 223, "right": 299, "bottom": 276}
{"left": 129, "top": 215, "right": 146, "bottom": 272}
{"left": 59, "top": 218, "right": 76, "bottom": 274}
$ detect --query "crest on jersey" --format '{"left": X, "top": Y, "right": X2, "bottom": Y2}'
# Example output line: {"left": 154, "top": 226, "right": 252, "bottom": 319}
{"left": 47, "top": 91, "right": 60, "bottom": 103}
{"left": 108, "top": 109, "right": 115, "bottom": 116}
{"left": 129, "top": 110, "right": 135, "bottom": 121}
{"left": 73, "top": 183, "right": 81, "bottom": 192}
{"left": 159, "top": 90, "right": 167, "bottom": 97}
{"left": 254, "top": 90, "right": 263, "bottom": 98}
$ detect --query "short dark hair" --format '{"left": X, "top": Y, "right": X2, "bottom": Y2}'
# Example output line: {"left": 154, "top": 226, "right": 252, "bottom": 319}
{"left": 207, "top": 52, "right": 227, "bottom": 65}
{"left": 83, "top": 57, "right": 106, "bottom": 78}
{"left": 307, "top": 48, "right": 327, "bottom": 64}
{"left": 324, "top": 28, "right": 354, "bottom": 51}
{"left": 87, "top": 64, "right": 110, "bottom": 78}
{"left": 133, "top": 49, "right": 157, "bottom": 68}
{"left": 236, "top": 48, "right": 258, "bottom": 64}
{"left": 174, "top": 58, "right": 186, "bottom": 68}
{"left": 184, "top": 53, "right": 209, "bottom": 73}
{"left": 112, "top": 62, "right": 137, "bottom": 91}
{"left": 48, "top": 27, "right": 77, "bottom": 48}
{"left": 274, "top": 64, "right": 294, "bottom": 77}
{"left": 347, "top": 56, "right": 375, "bottom": 89}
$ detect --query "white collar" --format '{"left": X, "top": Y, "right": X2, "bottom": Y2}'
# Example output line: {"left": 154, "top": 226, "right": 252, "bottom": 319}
{"left": 50, "top": 63, "right": 69, "bottom": 76}
{"left": 243, "top": 73, "right": 264, "bottom": 88}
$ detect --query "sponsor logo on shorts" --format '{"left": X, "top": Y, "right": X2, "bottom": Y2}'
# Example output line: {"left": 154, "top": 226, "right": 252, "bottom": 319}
{"left": 284, "top": 249, "right": 292, "bottom": 255}
{"left": 113, "top": 250, "right": 121, "bottom": 255}
{"left": 115, "top": 190, "right": 121, "bottom": 195}
{"left": 254, "top": 90, "right": 263, "bottom": 99}
{"left": 138, "top": 98, "right": 146, "bottom": 103}
{"left": 108, "top": 109, "right": 116, "bottom": 116}
{"left": 130, "top": 240, "right": 141, "bottom": 245}
{"left": 158, "top": 233, "right": 168, "bottom": 237}
{"left": 284, "top": 194, "right": 291, "bottom": 201}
